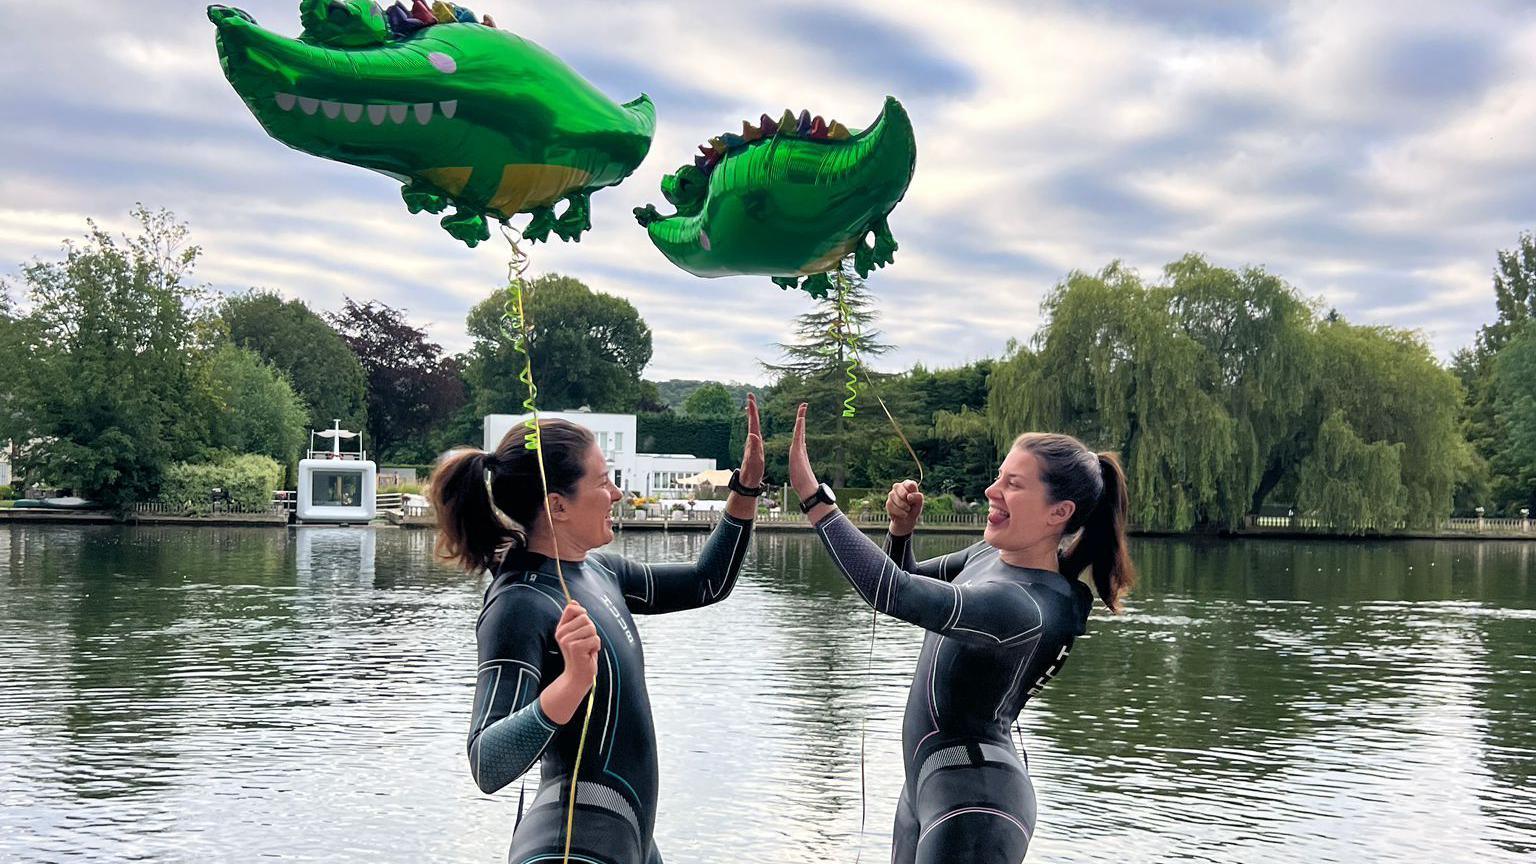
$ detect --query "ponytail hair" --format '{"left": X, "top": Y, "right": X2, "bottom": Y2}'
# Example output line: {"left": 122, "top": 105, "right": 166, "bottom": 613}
{"left": 427, "top": 419, "right": 596, "bottom": 573}
{"left": 1012, "top": 434, "right": 1137, "bottom": 612}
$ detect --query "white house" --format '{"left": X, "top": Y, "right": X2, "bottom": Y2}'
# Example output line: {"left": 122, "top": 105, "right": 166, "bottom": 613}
{"left": 0, "top": 441, "right": 11, "bottom": 488}
{"left": 484, "top": 411, "right": 716, "bottom": 498}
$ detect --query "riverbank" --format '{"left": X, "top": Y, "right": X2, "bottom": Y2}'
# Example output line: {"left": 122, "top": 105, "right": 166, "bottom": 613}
{"left": 6, "top": 506, "right": 1535, "bottom": 541}
{"left": 0, "top": 508, "right": 287, "bottom": 527}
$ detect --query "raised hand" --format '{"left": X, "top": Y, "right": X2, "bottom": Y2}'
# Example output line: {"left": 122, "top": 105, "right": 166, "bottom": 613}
{"left": 789, "top": 402, "right": 819, "bottom": 500}
{"left": 739, "top": 393, "right": 764, "bottom": 488}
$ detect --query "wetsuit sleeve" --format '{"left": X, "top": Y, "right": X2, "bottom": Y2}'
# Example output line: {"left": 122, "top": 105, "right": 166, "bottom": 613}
{"left": 467, "top": 587, "right": 563, "bottom": 794}
{"left": 817, "top": 511, "right": 1043, "bottom": 647}
{"left": 599, "top": 514, "right": 753, "bottom": 614}
{"left": 884, "top": 533, "right": 980, "bottom": 582}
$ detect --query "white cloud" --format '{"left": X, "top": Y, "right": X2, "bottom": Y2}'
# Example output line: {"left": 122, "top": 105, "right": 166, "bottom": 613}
{"left": 5, "top": 0, "right": 1536, "bottom": 386}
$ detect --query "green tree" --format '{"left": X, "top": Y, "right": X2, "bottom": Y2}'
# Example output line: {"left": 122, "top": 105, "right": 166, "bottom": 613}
{"left": 1491, "top": 323, "right": 1536, "bottom": 513}
{"left": 1478, "top": 232, "right": 1536, "bottom": 356}
{"left": 0, "top": 286, "right": 19, "bottom": 448}
{"left": 988, "top": 257, "right": 1464, "bottom": 531}
{"left": 649, "top": 379, "right": 753, "bottom": 412}
{"left": 682, "top": 382, "right": 737, "bottom": 418}
{"left": 6, "top": 207, "right": 217, "bottom": 508}
{"left": 221, "top": 290, "right": 367, "bottom": 435}
{"left": 328, "top": 298, "right": 466, "bottom": 462}
{"left": 988, "top": 262, "right": 1242, "bottom": 530}
{"left": 1295, "top": 411, "right": 1407, "bottom": 533}
{"left": 1307, "top": 321, "right": 1465, "bottom": 527}
{"left": 464, "top": 274, "right": 653, "bottom": 414}
{"left": 1456, "top": 233, "right": 1536, "bottom": 514}
{"left": 206, "top": 344, "right": 309, "bottom": 470}
{"left": 762, "top": 265, "right": 893, "bottom": 487}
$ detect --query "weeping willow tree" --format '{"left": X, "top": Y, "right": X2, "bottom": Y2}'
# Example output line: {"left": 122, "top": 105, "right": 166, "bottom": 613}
{"left": 989, "top": 258, "right": 1313, "bottom": 530}
{"left": 1306, "top": 321, "right": 1466, "bottom": 528}
{"left": 988, "top": 255, "right": 1465, "bottom": 531}
{"left": 1296, "top": 411, "right": 1406, "bottom": 532}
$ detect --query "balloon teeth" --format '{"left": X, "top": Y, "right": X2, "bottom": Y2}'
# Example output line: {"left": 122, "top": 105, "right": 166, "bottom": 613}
{"left": 388, "top": 104, "right": 409, "bottom": 124}
{"left": 298, "top": 96, "right": 320, "bottom": 115}
{"left": 343, "top": 103, "right": 364, "bottom": 122}
{"left": 367, "top": 104, "right": 389, "bottom": 125}
{"left": 274, "top": 92, "right": 297, "bottom": 111}
{"left": 413, "top": 102, "right": 434, "bottom": 124}
{"left": 321, "top": 100, "right": 342, "bottom": 119}
{"left": 439, "top": 99, "right": 457, "bottom": 118}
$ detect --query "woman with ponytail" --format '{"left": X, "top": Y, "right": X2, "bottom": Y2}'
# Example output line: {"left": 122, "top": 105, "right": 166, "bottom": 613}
{"left": 788, "top": 404, "right": 1135, "bottom": 863}
{"left": 431, "top": 397, "right": 765, "bottom": 864}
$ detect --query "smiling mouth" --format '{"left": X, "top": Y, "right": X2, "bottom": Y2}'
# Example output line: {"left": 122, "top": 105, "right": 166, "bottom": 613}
{"left": 269, "top": 93, "right": 458, "bottom": 125}
{"left": 987, "top": 506, "right": 1010, "bottom": 527}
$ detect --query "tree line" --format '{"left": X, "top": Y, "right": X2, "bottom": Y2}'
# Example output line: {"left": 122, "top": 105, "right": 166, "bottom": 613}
{"left": 2, "top": 206, "right": 1532, "bottom": 530}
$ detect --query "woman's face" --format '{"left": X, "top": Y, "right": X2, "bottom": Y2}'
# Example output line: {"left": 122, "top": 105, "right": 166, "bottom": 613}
{"left": 982, "top": 447, "right": 1075, "bottom": 554}
{"left": 555, "top": 443, "right": 623, "bottom": 551}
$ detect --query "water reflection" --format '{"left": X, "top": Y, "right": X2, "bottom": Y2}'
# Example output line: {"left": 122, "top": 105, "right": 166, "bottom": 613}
{"left": 295, "top": 525, "right": 377, "bottom": 586}
{"left": 0, "top": 525, "right": 1531, "bottom": 863}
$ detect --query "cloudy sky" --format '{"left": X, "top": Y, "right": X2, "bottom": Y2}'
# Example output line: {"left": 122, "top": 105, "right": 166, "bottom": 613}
{"left": 4, "top": 0, "right": 1535, "bottom": 384}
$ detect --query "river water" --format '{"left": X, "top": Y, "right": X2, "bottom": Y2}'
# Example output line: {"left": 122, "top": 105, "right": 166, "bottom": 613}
{"left": 1, "top": 524, "right": 1531, "bottom": 862}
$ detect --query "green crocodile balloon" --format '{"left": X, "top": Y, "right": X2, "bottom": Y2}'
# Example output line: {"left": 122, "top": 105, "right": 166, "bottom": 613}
{"left": 633, "top": 96, "right": 915, "bottom": 298}
{"left": 209, "top": 0, "right": 656, "bottom": 247}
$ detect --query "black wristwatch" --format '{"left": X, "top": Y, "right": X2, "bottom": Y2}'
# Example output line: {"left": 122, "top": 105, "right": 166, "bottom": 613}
{"left": 728, "top": 469, "right": 767, "bottom": 497}
{"left": 797, "top": 482, "right": 837, "bottom": 513}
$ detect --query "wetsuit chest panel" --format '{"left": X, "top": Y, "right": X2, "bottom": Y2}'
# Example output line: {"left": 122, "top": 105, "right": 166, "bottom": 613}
{"left": 902, "top": 560, "right": 1088, "bottom": 764}
{"left": 499, "top": 563, "right": 660, "bottom": 839}
{"left": 558, "top": 567, "right": 658, "bottom": 815}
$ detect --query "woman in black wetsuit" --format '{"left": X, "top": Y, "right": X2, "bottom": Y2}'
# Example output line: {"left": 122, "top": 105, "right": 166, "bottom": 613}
{"left": 788, "top": 403, "right": 1135, "bottom": 864}
{"left": 429, "top": 397, "right": 766, "bottom": 864}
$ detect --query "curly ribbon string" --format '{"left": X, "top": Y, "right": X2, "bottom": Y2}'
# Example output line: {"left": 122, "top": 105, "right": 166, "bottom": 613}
{"left": 832, "top": 269, "right": 924, "bottom": 483}
{"left": 830, "top": 266, "right": 927, "bottom": 864}
{"left": 499, "top": 224, "right": 597, "bottom": 864}
{"left": 836, "top": 277, "right": 859, "bottom": 418}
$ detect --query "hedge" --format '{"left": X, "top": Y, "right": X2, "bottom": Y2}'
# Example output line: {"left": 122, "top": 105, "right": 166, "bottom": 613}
{"left": 636, "top": 414, "right": 732, "bottom": 464}
{"left": 158, "top": 454, "right": 283, "bottom": 515}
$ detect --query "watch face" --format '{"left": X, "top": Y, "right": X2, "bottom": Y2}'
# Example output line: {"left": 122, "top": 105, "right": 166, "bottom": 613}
{"left": 821, "top": 484, "right": 837, "bottom": 504}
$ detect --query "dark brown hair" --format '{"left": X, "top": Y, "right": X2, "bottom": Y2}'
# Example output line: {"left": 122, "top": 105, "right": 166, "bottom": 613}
{"left": 1013, "top": 433, "right": 1137, "bottom": 612}
{"left": 428, "top": 419, "right": 596, "bottom": 573}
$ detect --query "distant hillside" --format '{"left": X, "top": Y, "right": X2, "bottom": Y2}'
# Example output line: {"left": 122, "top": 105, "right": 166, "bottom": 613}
{"left": 648, "top": 379, "right": 755, "bottom": 412}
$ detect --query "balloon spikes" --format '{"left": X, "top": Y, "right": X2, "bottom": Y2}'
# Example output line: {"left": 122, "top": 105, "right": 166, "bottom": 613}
{"left": 498, "top": 224, "right": 597, "bottom": 864}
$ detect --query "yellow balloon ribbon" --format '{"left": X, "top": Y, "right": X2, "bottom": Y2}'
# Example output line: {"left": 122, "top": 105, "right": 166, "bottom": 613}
{"left": 499, "top": 226, "right": 597, "bottom": 864}
{"left": 836, "top": 276, "right": 860, "bottom": 418}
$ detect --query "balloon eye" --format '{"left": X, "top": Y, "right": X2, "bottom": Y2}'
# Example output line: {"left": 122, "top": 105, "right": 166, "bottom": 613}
{"left": 328, "top": 1, "right": 350, "bottom": 21}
